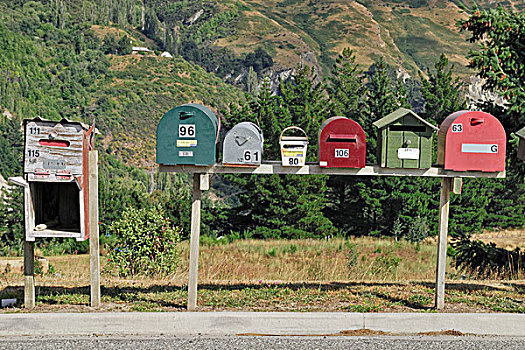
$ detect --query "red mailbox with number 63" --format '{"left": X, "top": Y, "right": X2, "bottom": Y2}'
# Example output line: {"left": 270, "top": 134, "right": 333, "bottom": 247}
{"left": 437, "top": 111, "right": 506, "bottom": 172}
{"left": 319, "top": 116, "right": 366, "bottom": 168}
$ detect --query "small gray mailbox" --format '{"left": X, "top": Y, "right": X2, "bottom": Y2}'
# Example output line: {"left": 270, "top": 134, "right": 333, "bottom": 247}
{"left": 222, "top": 122, "right": 264, "bottom": 166}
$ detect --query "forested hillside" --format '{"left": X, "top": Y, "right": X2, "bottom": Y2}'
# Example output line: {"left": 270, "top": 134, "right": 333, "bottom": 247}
{"left": 0, "top": 0, "right": 523, "bottom": 259}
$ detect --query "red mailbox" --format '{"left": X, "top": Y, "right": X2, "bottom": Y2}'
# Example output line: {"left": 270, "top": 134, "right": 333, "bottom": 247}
{"left": 319, "top": 116, "right": 366, "bottom": 168}
{"left": 437, "top": 111, "right": 506, "bottom": 172}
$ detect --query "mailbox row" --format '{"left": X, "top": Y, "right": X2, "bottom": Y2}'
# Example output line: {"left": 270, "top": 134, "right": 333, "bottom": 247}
{"left": 156, "top": 104, "right": 506, "bottom": 172}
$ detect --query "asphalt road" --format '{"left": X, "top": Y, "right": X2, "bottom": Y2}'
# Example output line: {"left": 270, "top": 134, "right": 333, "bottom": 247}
{"left": 1, "top": 335, "right": 525, "bottom": 350}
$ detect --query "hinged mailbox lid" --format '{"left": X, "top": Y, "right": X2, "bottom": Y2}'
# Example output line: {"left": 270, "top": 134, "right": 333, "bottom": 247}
{"left": 23, "top": 118, "right": 89, "bottom": 176}
{"left": 437, "top": 110, "right": 506, "bottom": 172}
{"left": 223, "top": 122, "right": 264, "bottom": 166}
{"left": 319, "top": 116, "right": 366, "bottom": 168}
{"left": 156, "top": 103, "right": 220, "bottom": 166}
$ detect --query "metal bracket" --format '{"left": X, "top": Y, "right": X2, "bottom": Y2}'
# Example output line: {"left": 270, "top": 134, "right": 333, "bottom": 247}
{"left": 200, "top": 174, "right": 210, "bottom": 191}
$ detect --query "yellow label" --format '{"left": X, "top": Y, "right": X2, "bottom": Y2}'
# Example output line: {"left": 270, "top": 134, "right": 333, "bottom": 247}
{"left": 283, "top": 151, "right": 304, "bottom": 157}
{"left": 177, "top": 139, "right": 198, "bottom": 147}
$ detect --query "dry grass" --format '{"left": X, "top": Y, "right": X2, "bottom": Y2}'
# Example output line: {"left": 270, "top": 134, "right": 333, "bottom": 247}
{"left": 472, "top": 228, "right": 525, "bottom": 251}
{"left": 193, "top": 237, "right": 440, "bottom": 283}
{"left": 1, "top": 237, "right": 524, "bottom": 313}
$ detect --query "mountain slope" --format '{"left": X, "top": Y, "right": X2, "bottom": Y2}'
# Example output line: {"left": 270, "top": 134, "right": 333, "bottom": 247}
{"left": 212, "top": 0, "right": 521, "bottom": 78}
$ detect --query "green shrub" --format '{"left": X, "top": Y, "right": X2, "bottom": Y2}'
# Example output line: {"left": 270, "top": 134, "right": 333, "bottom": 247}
{"left": 104, "top": 206, "right": 181, "bottom": 277}
{"left": 406, "top": 216, "right": 429, "bottom": 243}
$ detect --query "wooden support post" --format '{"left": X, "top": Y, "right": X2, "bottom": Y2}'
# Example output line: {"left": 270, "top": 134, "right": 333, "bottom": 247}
{"left": 435, "top": 177, "right": 452, "bottom": 309}
{"left": 89, "top": 151, "right": 101, "bottom": 307}
{"left": 24, "top": 240, "right": 35, "bottom": 309}
{"left": 187, "top": 173, "right": 202, "bottom": 311}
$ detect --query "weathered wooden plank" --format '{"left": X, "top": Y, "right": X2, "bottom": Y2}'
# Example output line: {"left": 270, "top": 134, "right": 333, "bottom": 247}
{"left": 435, "top": 177, "right": 452, "bottom": 309}
{"left": 200, "top": 174, "right": 210, "bottom": 191}
{"left": 24, "top": 121, "right": 84, "bottom": 175}
{"left": 187, "top": 173, "right": 202, "bottom": 311}
{"left": 386, "top": 131, "right": 403, "bottom": 168}
{"left": 402, "top": 130, "right": 420, "bottom": 169}
{"left": 159, "top": 163, "right": 506, "bottom": 178}
{"left": 29, "top": 229, "right": 82, "bottom": 238}
{"left": 89, "top": 151, "right": 100, "bottom": 307}
{"left": 24, "top": 240, "right": 35, "bottom": 309}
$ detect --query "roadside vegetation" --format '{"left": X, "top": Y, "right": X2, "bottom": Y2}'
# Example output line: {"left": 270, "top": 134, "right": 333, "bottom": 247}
{"left": 1, "top": 237, "right": 523, "bottom": 312}
{"left": 0, "top": 0, "right": 524, "bottom": 311}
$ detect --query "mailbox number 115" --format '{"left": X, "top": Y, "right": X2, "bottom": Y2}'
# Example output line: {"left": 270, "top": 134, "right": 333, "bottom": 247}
{"left": 179, "top": 124, "right": 195, "bottom": 137}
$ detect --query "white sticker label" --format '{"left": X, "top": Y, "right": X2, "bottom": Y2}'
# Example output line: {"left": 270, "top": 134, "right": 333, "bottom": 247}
{"left": 451, "top": 123, "right": 463, "bottom": 133}
{"left": 461, "top": 144, "right": 498, "bottom": 153}
{"left": 242, "top": 150, "right": 260, "bottom": 163}
{"left": 178, "top": 124, "right": 195, "bottom": 138}
{"left": 287, "top": 157, "right": 301, "bottom": 166}
{"left": 335, "top": 149, "right": 349, "bottom": 158}
{"left": 178, "top": 151, "right": 193, "bottom": 157}
{"left": 397, "top": 148, "right": 420, "bottom": 160}
{"left": 320, "top": 161, "right": 328, "bottom": 167}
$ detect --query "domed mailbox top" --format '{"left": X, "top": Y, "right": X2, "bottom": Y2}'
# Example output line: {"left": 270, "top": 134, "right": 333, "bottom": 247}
{"left": 156, "top": 103, "right": 220, "bottom": 166}
{"left": 319, "top": 116, "right": 366, "bottom": 168}
{"left": 437, "top": 110, "right": 506, "bottom": 172}
{"left": 223, "top": 122, "right": 264, "bottom": 166}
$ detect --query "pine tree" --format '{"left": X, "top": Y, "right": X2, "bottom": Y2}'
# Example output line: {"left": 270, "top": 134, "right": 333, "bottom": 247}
{"left": 223, "top": 74, "right": 336, "bottom": 239}
{"left": 419, "top": 53, "right": 466, "bottom": 124}
{"left": 245, "top": 66, "right": 258, "bottom": 95}
{"left": 326, "top": 48, "right": 368, "bottom": 123}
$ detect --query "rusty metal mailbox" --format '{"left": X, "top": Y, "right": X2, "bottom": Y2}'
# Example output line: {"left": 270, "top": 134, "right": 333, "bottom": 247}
{"left": 156, "top": 103, "right": 220, "bottom": 166}
{"left": 517, "top": 127, "right": 525, "bottom": 162}
{"left": 15, "top": 117, "right": 96, "bottom": 241}
{"left": 373, "top": 108, "right": 438, "bottom": 169}
{"left": 437, "top": 111, "right": 506, "bottom": 172}
{"left": 319, "top": 116, "right": 366, "bottom": 168}
{"left": 223, "top": 122, "right": 264, "bottom": 166}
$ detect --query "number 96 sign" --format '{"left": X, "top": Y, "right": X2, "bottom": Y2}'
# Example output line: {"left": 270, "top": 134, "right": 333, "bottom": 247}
{"left": 179, "top": 124, "right": 195, "bottom": 137}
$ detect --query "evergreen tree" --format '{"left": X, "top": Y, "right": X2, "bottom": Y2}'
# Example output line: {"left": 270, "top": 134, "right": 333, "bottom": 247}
{"left": 102, "top": 33, "right": 118, "bottom": 55}
{"left": 325, "top": 48, "right": 368, "bottom": 124}
{"left": 279, "top": 64, "right": 329, "bottom": 157}
{"left": 224, "top": 75, "right": 336, "bottom": 239}
{"left": 245, "top": 66, "right": 258, "bottom": 95}
{"left": 419, "top": 53, "right": 466, "bottom": 124}
{"left": 324, "top": 48, "right": 370, "bottom": 234}
{"left": 117, "top": 35, "right": 131, "bottom": 55}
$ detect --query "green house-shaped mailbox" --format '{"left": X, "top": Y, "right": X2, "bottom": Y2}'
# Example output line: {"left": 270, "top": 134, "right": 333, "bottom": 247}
{"left": 156, "top": 103, "right": 220, "bottom": 166}
{"left": 373, "top": 108, "right": 438, "bottom": 168}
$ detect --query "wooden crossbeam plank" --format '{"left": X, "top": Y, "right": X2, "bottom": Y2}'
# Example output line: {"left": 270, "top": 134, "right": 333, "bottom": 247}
{"left": 160, "top": 163, "right": 505, "bottom": 178}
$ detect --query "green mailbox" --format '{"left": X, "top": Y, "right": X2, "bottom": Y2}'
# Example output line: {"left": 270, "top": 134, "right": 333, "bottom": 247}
{"left": 156, "top": 103, "right": 220, "bottom": 165}
{"left": 373, "top": 108, "right": 438, "bottom": 168}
